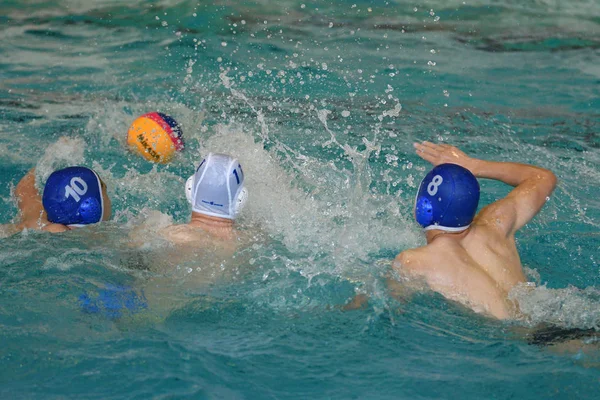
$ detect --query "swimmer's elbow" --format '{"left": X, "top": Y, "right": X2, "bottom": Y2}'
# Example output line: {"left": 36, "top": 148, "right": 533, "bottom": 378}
{"left": 545, "top": 170, "right": 557, "bottom": 191}
{"left": 536, "top": 168, "right": 557, "bottom": 198}
{"left": 534, "top": 167, "right": 556, "bottom": 187}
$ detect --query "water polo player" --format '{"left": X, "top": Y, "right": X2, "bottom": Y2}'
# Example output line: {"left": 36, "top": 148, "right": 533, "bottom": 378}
{"left": 128, "top": 152, "right": 248, "bottom": 248}
{"left": 3, "top": 167, "right": 111, "bottom": 235}
{"left": 392, "top": 141, "right": 557, "bottom": 320}
{"left": 125, "top": 153, "right": 250, "bottom": 315}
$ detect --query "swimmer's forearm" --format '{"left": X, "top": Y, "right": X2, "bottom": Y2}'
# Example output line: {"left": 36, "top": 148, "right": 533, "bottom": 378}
{"left": 15, "top": 168, "right": 37, "bottom": 201}
{"left": 468, "top": 159, "right": 556, "bottom": 188}
{"left": 15, "top": 168, "right": 46, "bottom": 224}
{"left": 414, "top": 142, "right": 556, "bottom": 189}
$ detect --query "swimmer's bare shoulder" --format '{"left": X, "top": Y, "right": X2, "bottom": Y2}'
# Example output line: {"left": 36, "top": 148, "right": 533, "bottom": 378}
{"left": 159, "top": 224, "right": 213, "bottom": 245}
{"left": 393, "top": 242, "right": 455, "bottom": 285}
{"left": 158, "top": 224, "right": 248, "bottom": 257}
{"left": 393, "top": 246, "right": 434, "bottom": 277}
{"left": 160, "top": 224, "right": 197, "bottom": 243}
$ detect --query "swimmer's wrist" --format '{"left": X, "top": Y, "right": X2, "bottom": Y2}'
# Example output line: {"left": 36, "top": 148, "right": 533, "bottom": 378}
{"left": 466, "top": 159, "right": 505, "bottom": 180}
{"left": 464, "top": 158, "right": 482, "bottom": 177}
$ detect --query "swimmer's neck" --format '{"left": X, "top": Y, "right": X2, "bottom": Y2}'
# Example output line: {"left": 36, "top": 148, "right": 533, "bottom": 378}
{"left": 188, "top": 212, "right": 234, "bottom": 232}
{"left": 425, "top": 227, "right": 471, "bottom": 244}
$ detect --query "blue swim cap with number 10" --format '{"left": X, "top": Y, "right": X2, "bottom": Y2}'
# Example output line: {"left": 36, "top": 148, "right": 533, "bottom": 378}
{"left": 42, "top": 166, "right": 104, "bottom": 226}
{"left": 415, "top": 163, "right": 480, "bottom": 232}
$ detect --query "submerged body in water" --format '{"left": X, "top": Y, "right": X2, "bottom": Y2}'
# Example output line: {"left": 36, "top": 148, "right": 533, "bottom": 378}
{"left": 121, "top": 153, "right": 260, "bottom": 316}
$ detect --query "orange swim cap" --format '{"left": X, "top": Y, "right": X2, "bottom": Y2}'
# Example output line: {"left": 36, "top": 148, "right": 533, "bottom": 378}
{"left": 127, "top": 112, "right": 184, "bottom": 163}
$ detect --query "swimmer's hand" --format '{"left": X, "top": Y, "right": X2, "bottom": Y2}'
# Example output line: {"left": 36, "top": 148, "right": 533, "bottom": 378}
{"left": 415, "top": 141, "right": 557, "bottom": 237}
{"left": 342, "top": 293, "right": 369, "bottom": 311}
{"left": 413, "top": 142, "right": 475, "bottom": 173}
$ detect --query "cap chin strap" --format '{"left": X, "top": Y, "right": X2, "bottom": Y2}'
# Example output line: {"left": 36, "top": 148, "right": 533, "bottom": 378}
{"left": 424, "top": 224, "right": 470, "bottom": 233}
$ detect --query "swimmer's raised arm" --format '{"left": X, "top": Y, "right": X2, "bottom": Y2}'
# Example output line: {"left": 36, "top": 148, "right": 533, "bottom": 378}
{"left": 12, "top": 169, "right": 66, "bottom": 232}
{"left": 14, "top": 168, "right": 45, "bottom": 224}
{"left": 414, "top": 141, "right": 557, "bottom": 236}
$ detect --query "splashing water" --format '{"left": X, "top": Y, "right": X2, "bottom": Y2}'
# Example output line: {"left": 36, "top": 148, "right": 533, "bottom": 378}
{"left": 510, "top": 284, "right": 600, "bottom": 330}
{"left": 35, "top": 136, "right": 85, "bottom": 186}
{"left": 210, "top": 73, "right": 420, "bottom": 286}
{"left": 1, "top": 0, "right": 599, "bottom": 398}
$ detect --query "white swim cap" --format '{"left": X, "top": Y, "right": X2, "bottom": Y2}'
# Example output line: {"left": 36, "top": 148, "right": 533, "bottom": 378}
{"left": 185, "top": 153, "right": 248, "bottom": 220}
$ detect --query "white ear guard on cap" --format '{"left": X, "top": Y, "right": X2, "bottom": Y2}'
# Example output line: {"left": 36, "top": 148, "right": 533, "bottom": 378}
{"left": 185, "top": 175, "right": 194, "bottom": 204}
{"left": 185, "top": 153, "right": 248, "bottom": 220}
{"left": 235, "top": 187, "right": 248, "bottom": 215}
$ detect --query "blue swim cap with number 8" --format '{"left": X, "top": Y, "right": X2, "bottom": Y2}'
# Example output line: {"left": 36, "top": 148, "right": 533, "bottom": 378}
{"left": 415, "top": 163, "right": 480, "bottom": 232}
{"left": 42, "top": 166, "right": 104, "bottom": 226}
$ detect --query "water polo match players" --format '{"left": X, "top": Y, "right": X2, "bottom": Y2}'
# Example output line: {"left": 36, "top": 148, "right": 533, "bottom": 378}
{"left": 2, "top": 167, "right": 111, "bottom": 236}
{"left": 392, "top": 141, "right": 557, "bottom": 320}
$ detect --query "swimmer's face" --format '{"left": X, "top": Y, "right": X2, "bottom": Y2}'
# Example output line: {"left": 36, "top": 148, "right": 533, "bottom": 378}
{"left": 100, "top": 179, "right": 111, "bottom": 221}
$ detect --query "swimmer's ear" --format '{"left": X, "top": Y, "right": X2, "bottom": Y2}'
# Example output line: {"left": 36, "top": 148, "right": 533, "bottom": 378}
{"left": 79, "top": 197, "right": 103, "bottom": 224}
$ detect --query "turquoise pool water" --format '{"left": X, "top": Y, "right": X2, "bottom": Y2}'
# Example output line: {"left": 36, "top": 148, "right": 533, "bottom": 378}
{"left": 1, "top": 0, "right": 599, "bottom": 398}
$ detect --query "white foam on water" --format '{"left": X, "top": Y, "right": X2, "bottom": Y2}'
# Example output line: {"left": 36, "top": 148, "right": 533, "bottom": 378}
{"left": 510, "top": 283, "right": 600, "bottom": 329}
{"left": 197, "top": 121, "right": 420, "bottom": 286}
{"left": 35, "top": 136, "right": 86, "bottom": 187}
{"left": 207, "top": 70, "right": 423, "bottom": 289}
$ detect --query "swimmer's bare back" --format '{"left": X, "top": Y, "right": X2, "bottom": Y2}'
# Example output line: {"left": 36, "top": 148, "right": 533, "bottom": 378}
{"left": 393, "top": 142, "right": 557, "bottom": 319}
{"left": 159, "top": 223, "right": 239, "bottom": 254}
